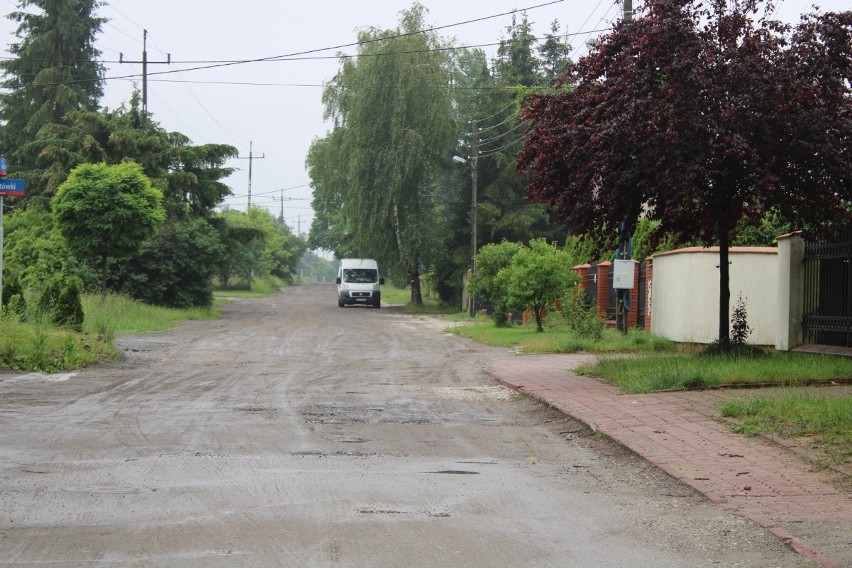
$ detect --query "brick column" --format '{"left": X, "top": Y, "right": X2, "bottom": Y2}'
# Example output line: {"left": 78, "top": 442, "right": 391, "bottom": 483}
{"left": 573, "top": 263, "right": 591, "bottom": 295}
{"left": 596, "top": 261, "right": 611, "bottom": 318}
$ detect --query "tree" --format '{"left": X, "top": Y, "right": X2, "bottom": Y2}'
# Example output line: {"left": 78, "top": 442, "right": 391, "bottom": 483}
{"left": 311, "top": 3, "right": 456, "bottom": 305}
{"left": 0, "top": 0, "right": 105, "bottom": 197}
{"left": 518, "top": 0, "right": 852, "bottom": 347}
{"left": 52, "top": 161, "right": 165, "bottom": 296}
{"left": 474, "top": 240, "right": 522, "bottom": 326}
{"left": 22, "top": 94, "right": 237, "bottom": 214}
{"left": 499, "top": 239, "right": 577, "bottom": 332}
{"left": 108, "top": 219, "right": 224, "bottom": 308}
{"left": 214, "top": 208, "right": 267, "bottom": 289}
{"left": 538, "top": 20, "right": 573, "bottom": 83}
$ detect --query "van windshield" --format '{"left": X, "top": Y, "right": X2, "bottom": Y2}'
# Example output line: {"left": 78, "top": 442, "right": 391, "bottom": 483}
{"left": 343, "top": 268, "right": 378, "bottom": 284}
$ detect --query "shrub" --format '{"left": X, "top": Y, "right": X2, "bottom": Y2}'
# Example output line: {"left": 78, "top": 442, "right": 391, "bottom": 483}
{"left": 562, "top": 287, "right": 604, "bottom": 341}
{"left": 731, "top": 293, "right": 752, "bottom": 345}
{"left": 55, "top": 277, "right": 84, "bottom": 331}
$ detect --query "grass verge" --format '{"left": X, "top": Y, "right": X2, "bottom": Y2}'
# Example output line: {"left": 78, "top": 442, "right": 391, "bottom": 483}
{"left": 381, "top": 285, "right": 459, "bottom": 314}
{"left": 0, "top": 318, "right": 118, "bottom": 372}
{"left": 720, "top": 393, "right": 852, "bottom": 467}
{"left": 576, "top": 351, "right": 852, "bottom": 393}
{"left": 447, "top": 322, "right": 675, "bottom": 354}
{"left": 0, "top": 293, "right": 222, "bottom": 372}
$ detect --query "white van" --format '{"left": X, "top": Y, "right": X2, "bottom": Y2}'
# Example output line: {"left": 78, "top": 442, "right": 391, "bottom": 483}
{"left": 336, "top": 258, "right": 384, "bottom": 308}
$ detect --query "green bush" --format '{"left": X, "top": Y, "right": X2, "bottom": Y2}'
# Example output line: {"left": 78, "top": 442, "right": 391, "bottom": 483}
{"left": 35, "top": 275, "right": 84, "bottom": 331}
{"left": 56, "top": 277, "right": 84, "bottom": 331}
{"left": 561, "top": 287, "right": 604, "bottom": 341}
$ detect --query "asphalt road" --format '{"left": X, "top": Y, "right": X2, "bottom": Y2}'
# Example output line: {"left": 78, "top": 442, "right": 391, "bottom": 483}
{"left": 0, "top": 284, "right": 815, "bottom": 567}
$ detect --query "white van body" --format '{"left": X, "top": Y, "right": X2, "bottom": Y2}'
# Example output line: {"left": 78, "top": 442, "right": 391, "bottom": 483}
{"left": 336, "top": 258, "right": 384, "bottom": 308}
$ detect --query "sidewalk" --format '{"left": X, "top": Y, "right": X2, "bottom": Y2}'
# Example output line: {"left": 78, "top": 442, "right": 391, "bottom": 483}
{"left": 486, "top": 354, "right": 852, "bottom": 568}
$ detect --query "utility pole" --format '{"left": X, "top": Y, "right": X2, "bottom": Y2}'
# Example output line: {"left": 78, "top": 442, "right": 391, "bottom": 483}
{"left": 279, "top": 188, "right": 284, "bottom": 224}
{"left": 615, "top": 0, "right": 634, "bottom": 334}
{"left": 119, "top": 30, "right": 170, "bottom": 127}
{"left": 236, "top": 141, "right": 265, "bottom": 209}
{"left": 469, "top": 123, "right": 479, "bottom": 317}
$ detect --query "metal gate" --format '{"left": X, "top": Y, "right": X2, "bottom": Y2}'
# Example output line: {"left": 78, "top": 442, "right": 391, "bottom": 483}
{"left": 803, "top": 227, "right": 852, "bottom": 347}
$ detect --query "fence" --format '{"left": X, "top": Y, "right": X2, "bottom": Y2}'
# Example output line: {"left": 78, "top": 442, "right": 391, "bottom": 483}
{"left": 803, "top": 226, "right": 852, "bottom": 347}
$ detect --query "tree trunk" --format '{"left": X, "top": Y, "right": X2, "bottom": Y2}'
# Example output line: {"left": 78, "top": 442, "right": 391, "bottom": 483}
{"left": 409, "top": 264, "right": 423, "bottom": 306}
{"left": 718, "top": 229, "right": 731, "bottom": 347}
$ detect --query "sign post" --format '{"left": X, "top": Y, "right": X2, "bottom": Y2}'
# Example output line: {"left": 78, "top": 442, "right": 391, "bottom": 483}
{"left": 0, "top": 157, "right": 25, "bottom": 309}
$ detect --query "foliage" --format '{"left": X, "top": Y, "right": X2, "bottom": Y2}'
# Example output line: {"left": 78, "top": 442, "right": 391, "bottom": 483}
{"left": 497, "top": 238, "right": 577, "bottom": 332}
{"left": 212, "top": 207, "right": 303, "bottom": 290}
{"left": 309, "top": 4, "right": 455, "bottom": 306}
{"left": 297, "top": 252, "right": 337, "bottom": 283}
{"left": 474, "top": 240, "right": 522, "bottom": 326}
{"left": 52, "top": 161, "right": 165, "bottom": 295}
{"left": 518, "top": 0, "right": 852, "bottom": 346}
{"left": 0, "top": 0, "right": 105, "bottom": 195}
{"left": 730, "top": 293, "right": 752, "bottom": 345}
{"left": 2, "top": 205, "right": 96, "bottom": 293}
{"left": 36, "top": 274, "right": 84, "bottom": 331}
{"left": 578, "top": 352, "right": 852, "bottom": 394}
{"left": 552, "top": 287, "right": 604, "bottom": 341}
{"left": 108, "top": 219, "right": 224, "bottom": 308}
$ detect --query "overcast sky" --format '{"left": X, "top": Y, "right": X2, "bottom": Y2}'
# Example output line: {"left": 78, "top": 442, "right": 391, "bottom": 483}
{"left": 0, "top": 0, "right": 847, "bottom": 235}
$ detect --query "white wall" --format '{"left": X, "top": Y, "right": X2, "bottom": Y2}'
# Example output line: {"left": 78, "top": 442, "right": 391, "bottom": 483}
{"left": 650, "top": 247, "right": 779, "bottom": 345}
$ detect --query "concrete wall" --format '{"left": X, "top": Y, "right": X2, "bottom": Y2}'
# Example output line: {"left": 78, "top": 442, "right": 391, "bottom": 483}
{"left": 650, "top": 247, "right": 779, "bottom": 345}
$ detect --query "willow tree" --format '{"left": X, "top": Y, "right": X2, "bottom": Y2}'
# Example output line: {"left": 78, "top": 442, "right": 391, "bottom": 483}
{"left": 309, "top": 3, "right": 455, "bottom": 305}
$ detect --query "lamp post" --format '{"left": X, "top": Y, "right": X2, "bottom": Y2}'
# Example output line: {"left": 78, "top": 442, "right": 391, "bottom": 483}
{"left": 453, "top": 154, "right": 478, "bottom": 317}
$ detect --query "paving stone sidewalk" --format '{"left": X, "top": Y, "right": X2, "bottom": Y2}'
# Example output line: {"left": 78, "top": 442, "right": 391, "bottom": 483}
{"left": 486, "top": 354, "right": 852, "bottom": 568}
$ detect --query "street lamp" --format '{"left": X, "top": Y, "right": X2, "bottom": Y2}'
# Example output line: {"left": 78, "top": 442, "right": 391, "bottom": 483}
{"left": 453, "top": 154, "right": 478, "bottom": 317}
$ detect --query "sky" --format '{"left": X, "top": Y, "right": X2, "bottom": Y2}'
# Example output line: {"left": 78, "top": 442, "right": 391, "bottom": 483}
{"left": 0, "top": 0, "right": 847, "bottom": 237}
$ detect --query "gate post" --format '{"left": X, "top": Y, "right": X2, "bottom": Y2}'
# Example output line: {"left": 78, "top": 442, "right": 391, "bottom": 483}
{"left": 776, "top": 232, "right": 804, "bottom": 350}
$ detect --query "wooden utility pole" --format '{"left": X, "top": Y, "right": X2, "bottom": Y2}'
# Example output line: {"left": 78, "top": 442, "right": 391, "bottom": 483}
{"left": 119, "top": 30, "right": 170, "bottom": 126}
{"left": 236, "top": 141, "right": 265, "bottom": 209}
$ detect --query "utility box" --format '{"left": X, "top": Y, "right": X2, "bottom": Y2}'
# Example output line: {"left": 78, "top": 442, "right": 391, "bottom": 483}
{"left": 613, "top": 259, "right": 635, "bottom": 289}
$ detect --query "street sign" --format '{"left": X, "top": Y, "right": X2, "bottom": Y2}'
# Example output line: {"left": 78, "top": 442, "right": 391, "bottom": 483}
{"left": 0, "top": 178, "right": 25, "bottom": 197}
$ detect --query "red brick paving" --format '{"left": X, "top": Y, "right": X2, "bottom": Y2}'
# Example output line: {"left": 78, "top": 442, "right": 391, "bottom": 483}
{"left": 487, "top": 354, "right": 852, "bottom": 568}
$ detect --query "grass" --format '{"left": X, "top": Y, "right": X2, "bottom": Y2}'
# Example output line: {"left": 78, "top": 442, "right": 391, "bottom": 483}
{"left": 0, "top": 293, "right": 223, "bottom": 372}
{"left": 0, "top": 317, "right": 119, "bottom": 372}
{"left": 381, "top": 284, "right": 459, "bottom": 314}
{"left": 720, "top": 393, "right": 852, "bottom": 466}
{"left": 448, "top": 321, "right": 675, "bottom": 354}
{"left": 83, "top": 294, "right": 219, "bottom": 337}
{"left": 577, "top": 351, "right": 852, "bottom": 393}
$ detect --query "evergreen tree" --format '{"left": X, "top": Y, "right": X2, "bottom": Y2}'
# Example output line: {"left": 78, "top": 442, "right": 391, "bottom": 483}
{"left": 0, "top": 0, "right": 105, "bottom": 196}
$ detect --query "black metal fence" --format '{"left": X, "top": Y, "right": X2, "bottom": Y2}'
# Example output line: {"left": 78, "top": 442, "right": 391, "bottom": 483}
{"left": 581, "top": 261, "right": 647, "bottom": 329}
{"left": 803, "top": 226, "right": 852, "bottom": 347}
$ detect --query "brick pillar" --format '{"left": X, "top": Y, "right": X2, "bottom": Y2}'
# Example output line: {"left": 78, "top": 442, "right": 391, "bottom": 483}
{"left": 596, "top": 261, "right": 611, "bottom": 319}
{"left": 644, "top": 258, "right": 653, "bottom": 332}
{"left": 574, "top": 264, "right": 591, "bottom": 294}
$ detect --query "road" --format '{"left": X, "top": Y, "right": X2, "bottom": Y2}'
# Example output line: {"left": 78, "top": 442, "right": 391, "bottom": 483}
{"left": 0, "top": 285, "right": 815, "bottom": 567}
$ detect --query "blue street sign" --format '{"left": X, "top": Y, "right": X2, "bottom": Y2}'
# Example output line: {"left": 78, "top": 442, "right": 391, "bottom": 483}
{"left": 0, "top": 178, "right": 25, "bottom": 196}
{"left": 0, "top": 157, "right": 6, "bottom": 176}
